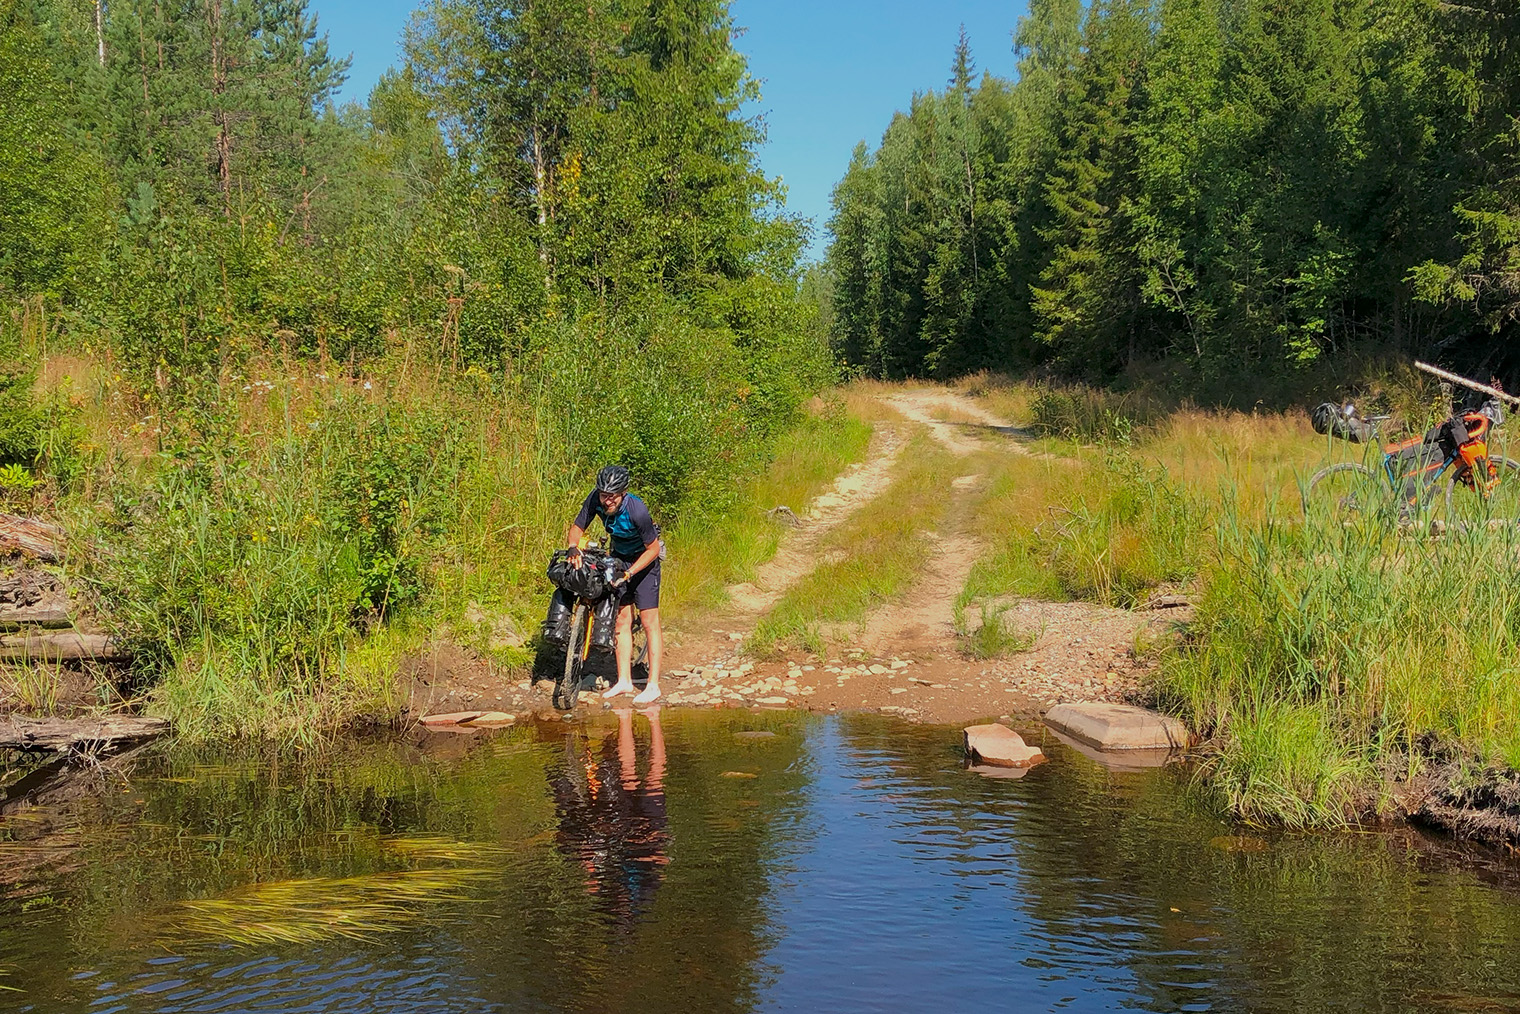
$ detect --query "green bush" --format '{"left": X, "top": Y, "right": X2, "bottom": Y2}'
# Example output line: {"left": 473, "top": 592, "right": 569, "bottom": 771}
{"left": 0, "top": 370, "right": 39, "bottom": 467}
{"left": 1029, "top": 384, "right": 1168, "bottom": 443}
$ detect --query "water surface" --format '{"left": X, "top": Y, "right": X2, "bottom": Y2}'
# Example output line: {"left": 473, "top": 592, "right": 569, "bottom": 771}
{"left": 3, "top": 711, "right": 1519, "bottom": 1012}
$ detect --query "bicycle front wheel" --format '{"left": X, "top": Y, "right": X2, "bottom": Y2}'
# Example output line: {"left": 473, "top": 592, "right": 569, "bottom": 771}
{"left": 555, "top": 603, "right": 589, "bottom": 710}
{"left": 1304, "top": 463, "right": 1378, "bottom": 520}
{"left": 1443, "top": 456, "right": 1520, "bottom": 524}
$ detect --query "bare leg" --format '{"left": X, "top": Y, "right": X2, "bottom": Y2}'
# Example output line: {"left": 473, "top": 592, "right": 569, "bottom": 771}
{"left": 633, "top": 608, "right": 662, "bottom": 704}
{"left": 645, "top": 706, "right": 665, "bottom": 789}
{"left": 616, "top": 707, "right": 637, "bottom": 788}
{"left": 602, "top": 604, "right": 637, "bottom": 698}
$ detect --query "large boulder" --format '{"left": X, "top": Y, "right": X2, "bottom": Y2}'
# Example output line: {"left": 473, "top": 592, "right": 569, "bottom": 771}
{"left": 1043, "top": 703, "right": 1191, "bottom": 751}
{"left": 963, "top": 724, "right": 1045, "bottom": 768}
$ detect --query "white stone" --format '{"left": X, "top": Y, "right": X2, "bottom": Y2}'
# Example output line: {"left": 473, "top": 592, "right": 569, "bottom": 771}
{"left": 1043, "top": 703, "right": 1193, "bottom": 751}
{"left": 962, "top": 725, "right": 1045, "bottom": 768}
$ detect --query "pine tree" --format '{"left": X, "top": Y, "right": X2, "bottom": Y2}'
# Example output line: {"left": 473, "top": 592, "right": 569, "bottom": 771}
{"left": 1029, "top": 0, "right": 1150, "bottom": 377}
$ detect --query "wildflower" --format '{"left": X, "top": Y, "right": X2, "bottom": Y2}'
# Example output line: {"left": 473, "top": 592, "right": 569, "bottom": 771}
{"left": 363, "top": 381, "right": 373, "bottom": 391}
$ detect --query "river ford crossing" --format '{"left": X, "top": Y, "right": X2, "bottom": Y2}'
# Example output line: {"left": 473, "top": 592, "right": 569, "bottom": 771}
{"left": 2, "top": 710, "right": 1520, "bottom": 1013}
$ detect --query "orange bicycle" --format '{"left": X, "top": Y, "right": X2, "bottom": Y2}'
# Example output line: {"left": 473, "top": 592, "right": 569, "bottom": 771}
{"left": 1305, "top": 400, "right": 1520, "bottom": 522}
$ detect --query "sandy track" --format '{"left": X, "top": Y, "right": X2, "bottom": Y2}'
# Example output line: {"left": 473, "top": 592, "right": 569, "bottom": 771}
{"left": 723, "top": 421, "right": 907, "bottom": 618}
{"left": 414, "top": 386, "right": 1168, "bottom": 727}
{"left": 656, "top": 387, "right": 1165, "bottom": 723}
{"left": 885, "top": 388, "right": 1035, "bottom": 455}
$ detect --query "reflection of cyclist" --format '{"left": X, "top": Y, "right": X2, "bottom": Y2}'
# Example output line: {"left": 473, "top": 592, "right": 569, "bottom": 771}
{"left": 566, "top": 465, "right": 664, "bottom": 704}
{"left": 551, "top": 708, "right": 669, "bottom": 930}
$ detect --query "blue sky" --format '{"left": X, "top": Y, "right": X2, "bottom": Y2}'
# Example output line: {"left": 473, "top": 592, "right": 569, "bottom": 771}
{"left": 317, "top": 0, "right": 1031, "bottom": 260}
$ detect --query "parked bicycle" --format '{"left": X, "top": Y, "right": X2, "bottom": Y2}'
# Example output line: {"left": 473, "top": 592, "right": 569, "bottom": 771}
{"left": 1304, "top": 390, "right": 1520, "bottom": 523}
{"left": 540, "top": 543, "right": 647, "bottom": 709}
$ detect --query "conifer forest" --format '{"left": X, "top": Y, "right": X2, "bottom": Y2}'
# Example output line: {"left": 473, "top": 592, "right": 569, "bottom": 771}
{"left": 825, "top": 0, "right": 1520, "bottom": 394}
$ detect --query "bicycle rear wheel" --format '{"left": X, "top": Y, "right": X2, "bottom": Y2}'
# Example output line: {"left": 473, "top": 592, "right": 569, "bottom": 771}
{"left": 1304, "top": 463, "right": 1378, "bottom": 520}
{"left": 555, "top": 603, "right": 589, "bottom": 710}
{"left": 1443, "top": 456, "right": 1520, "bottom": 524}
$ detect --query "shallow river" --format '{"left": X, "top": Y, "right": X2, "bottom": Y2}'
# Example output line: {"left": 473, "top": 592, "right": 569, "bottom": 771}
{"left": 3, "top": 711, "right": 1520, "bottom": 1013}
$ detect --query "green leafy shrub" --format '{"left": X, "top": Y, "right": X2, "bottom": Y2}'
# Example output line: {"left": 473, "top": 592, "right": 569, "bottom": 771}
{"left": 1029, "top": 384, "right": 1168, "bottom": 443}
{"left": 0, "top": 370, "right": 40, "bottom": 467}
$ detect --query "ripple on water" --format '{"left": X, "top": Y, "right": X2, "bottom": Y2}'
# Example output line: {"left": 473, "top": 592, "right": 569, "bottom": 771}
{"left": 3, "top": 713, "right": 1520, "bottom": 1014}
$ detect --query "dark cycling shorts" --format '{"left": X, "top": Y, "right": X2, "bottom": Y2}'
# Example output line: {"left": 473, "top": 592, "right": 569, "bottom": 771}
{"left": 617, "top": 558, "right": 661, "bottom": 612}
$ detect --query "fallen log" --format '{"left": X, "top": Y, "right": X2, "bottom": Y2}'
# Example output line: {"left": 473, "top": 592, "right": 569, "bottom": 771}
{"left": 0, "top": 715, "right": 169, "bottom": 753}
{"left": 0, "top": 632, "right": 126, "bottom": 663}
{"left": 1415, "top": 361, "right": 1520, "bottom": 409}
{"left": 0, "top": 605, "right": 72, "bottom": 630}
{"left": 0, "top": 514, "right": 64, "bottom": 563}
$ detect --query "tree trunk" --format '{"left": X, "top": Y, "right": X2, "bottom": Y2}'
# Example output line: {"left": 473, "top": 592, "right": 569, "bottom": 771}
{"left": 208, "top": 0, "right": 232, "bottom": 217}
{"left": 93, "top": 0, "right": 106, "bottom": 66}
{"left": 0, "top": 633, "right": 126, "bottom": 663}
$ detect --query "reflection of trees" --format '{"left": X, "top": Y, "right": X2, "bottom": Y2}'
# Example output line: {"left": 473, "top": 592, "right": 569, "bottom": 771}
{"left": 0, "top": 711, "right": 813, "bottom": 1013}
{"left": 836, "top": 715, "right": 1520, "bottom": 1013}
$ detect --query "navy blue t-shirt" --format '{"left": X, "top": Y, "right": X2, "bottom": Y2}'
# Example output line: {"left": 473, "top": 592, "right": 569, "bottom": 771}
{"left": 574, "top": 492, "right": 660, "bottom": 561}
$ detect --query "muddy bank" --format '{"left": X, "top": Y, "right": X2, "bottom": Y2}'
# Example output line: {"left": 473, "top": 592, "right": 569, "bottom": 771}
{"left": 1388, "top": 748, "right": 1520, "bottom": 852}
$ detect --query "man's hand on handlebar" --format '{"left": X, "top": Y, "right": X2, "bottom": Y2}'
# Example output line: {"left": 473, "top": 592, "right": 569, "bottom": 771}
{"left": 567, "top": 546, "right": 583, "bottom": 569}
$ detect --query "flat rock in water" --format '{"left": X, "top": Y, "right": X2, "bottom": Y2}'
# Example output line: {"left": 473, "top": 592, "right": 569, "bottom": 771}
{"left": 1043, "top": 703, "right": 1192, "bottom": 751}
{"left": 419, "top": 711, "right": 485, "bottom": 727}
{"left": 463, "top": 711, "right": 516, "bottom": 727}
{"left": 962, "top": 724, "right": 1045, "bottom": 768}
{"left": 1045, "top": 729, "right": 1177, "bottom": 771}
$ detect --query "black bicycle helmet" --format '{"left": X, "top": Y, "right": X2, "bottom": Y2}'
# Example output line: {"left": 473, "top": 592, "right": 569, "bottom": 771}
{"left": 596, "top": 464, "right": 631, "bottom": 496}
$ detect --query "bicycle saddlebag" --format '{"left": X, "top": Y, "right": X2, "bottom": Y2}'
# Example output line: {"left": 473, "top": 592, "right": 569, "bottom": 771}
{"left": 541, "top": 589, "right": 574, "bottom": 644}
{"left": 1311, "top": 403, "right": 1374, "bottom": 444}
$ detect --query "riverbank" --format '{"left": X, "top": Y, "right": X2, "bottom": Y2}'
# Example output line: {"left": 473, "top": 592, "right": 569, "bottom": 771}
{"left": 11, "top": 368, "right": 1520, "bottom": 852}
{"left": 488, "top": 376, "right": 1520, "bottom": 848}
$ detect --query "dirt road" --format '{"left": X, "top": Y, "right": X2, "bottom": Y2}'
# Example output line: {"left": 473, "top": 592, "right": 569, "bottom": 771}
{"left": 652, "top": 387, "right": 1177, "bottom": 724}
{"left": 407, "top": 386, "right": 1179, "bottom": 725}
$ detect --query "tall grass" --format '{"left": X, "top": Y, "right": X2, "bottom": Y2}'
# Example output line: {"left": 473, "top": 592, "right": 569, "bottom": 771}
{"left": 14, "top": 308, "right": 838, "bottom": 739}
{"left": 1157, "top": 501, "right": 1520, "bottom": 826}
{"left": 663, "top": 393, "right": 872, "bottom": 613}
{"left": 958, "top": 449, "right": 1209, "bottom": 611}
{"left": 958, "top": 376, "right": 1520, "bottom": 829}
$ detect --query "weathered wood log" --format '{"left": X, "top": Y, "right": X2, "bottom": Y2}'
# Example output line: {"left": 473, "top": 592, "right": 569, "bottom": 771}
{"left": 0, "top": 715, "right": 169, "bottom": 753}
{"left": 0, "top": 514, "right": 64, "bottom": 562}
{"left": 1415, "top": 361, "right": 1520, "bottom": 409}
{"left": 0, "top": 605, "right": 72, "bottom": 630}
{"left": 0, "top": 632, "right": 125, "bottom": 662}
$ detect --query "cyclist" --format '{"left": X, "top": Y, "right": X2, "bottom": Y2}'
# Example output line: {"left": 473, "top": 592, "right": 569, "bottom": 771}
{"left": 566, "top": 465, "right": 664, "bottom": 704}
